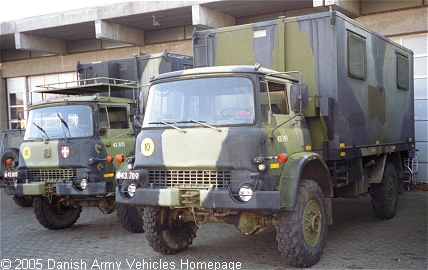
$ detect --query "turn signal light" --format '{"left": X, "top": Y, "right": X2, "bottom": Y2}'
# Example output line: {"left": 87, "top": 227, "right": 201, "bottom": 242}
{"left": 277, "top": 153, "right": 288, "bottom": 163}
{"left": 5, "top": 159, "right": 13, "bottom": 166}
{"left": 106, "top": 156, "right": 113, "bottom": 163}
{"left": 116, "top": 154, "right": 125, "bottom": 163}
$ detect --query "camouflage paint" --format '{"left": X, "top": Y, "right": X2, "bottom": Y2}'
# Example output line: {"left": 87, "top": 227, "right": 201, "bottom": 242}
{"left": 193, "top": 11, "right": 414, "bottom": 160}
{"left": 116, "top": 12, "right": 414, "bottom": 219}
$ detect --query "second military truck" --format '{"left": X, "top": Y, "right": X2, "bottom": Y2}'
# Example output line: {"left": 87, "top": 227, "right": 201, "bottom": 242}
{"left": 115, "top": 11, "right": 414, "bottom": 267}
{"left": 5, "top": 52, "right": 192, "bottom": 232}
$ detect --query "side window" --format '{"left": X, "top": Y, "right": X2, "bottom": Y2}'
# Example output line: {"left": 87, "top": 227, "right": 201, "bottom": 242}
{"left": 260, "top": 81, "right": 289, "bottom": 123}
{"left": 108, "top": 107, "right": 129, "bottom": 129}
{"left": 99, "top": 107, "right": 109, "bottom": 131}
{"left": 396, "top": 53, "right": 410, "bottom": 90}
{"left": 347, "top": 31, "right": 366, "bottom": 80}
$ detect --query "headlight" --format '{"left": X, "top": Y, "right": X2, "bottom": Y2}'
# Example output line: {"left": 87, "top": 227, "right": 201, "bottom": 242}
{"left": 80, "top": 178, "right": 88, "bottom": 190}
{"left": 127, "top": 182, "right": 137, "bottom": 197}
{"left": 238, "top": 184, "right": 253, "bottom": 202}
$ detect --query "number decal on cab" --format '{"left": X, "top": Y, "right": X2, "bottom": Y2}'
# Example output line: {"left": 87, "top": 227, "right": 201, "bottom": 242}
{"left": 141, "top": 138, "right": 154, "bottom": 157}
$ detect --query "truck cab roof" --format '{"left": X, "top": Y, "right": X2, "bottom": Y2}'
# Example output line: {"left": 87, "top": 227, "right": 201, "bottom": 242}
{"left": 152, "top": 65, "right": 299, "bottom": 83}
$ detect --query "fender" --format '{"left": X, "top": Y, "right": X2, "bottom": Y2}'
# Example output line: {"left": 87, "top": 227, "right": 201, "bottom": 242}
{"left": 279, "top": 152, "right": 332, "bottom": 210}
{"left": 367, "top": 154, "right": 387, "bottom": 184}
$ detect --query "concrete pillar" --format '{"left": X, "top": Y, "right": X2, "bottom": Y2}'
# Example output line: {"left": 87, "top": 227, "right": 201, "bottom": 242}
{"left": 313, "top": 0, "right": 360, "bottom": 17}
{"left": 15, "top": 33, "right": 67, "bottom": 56}
{"left": 192, "top": 4, "right": 235, "bottom": 29}
{"left": 0, "top": 69, "right": 8, "bottom": 133}
{"left": 95, "top": 20, "right": 144, "bottom": 45}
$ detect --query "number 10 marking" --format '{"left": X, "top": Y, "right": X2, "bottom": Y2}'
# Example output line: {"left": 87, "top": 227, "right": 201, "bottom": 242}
{"left": 141, "top": 138, "right": 154, "bottom": 157}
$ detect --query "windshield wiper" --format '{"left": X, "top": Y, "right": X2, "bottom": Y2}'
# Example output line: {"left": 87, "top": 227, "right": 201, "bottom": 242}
{"left": 33, "top": 122, "right": 50, "bottom": 142}
{"left": 149, "top": 121, "right": 186, "bottom": 133}
{"left": 57, "top": 113, "right": 71, "bottom": 142}
{"left": 177, "top": 120, "right": 222, "bottom": 132}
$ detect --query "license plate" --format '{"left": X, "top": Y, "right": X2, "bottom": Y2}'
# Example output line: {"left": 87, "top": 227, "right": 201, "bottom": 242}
{"left": 115, "top": 170, "right": 140, "bottom": 180}
{"left": 5, "top": 171, "right": 18, "bottom": 178}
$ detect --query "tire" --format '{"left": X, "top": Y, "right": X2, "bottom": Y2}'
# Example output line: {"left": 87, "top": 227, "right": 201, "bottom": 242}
{"left": 276, "top": 179, "right": 328, "bottom": 268}
{"left": 371, "top": 162, "right": 398, "bottom": 219}
{"left": 117, "top": 203, "right": 144, "bottom": 233}
{"left": 1, "top": 148, "right": 19, "bottom": 173}
{"left": 33, "top": 196, "right": 82, "bottom": 230}
{"left": 143, "top": 206, "right": 198, "bottom": 254}
{"left": 12, "top": 195, "right": 34, "bottom": 207}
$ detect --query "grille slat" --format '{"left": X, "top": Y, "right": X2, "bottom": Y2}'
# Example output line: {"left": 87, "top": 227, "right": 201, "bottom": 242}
{"left": 27, "top": 169, "right": 77, "bottom": 182}
{"left": 148, "top": 170, "right": 230, "bottom": 188}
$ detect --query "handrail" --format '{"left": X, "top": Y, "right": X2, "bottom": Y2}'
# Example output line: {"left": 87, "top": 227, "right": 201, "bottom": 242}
{"left": 36, "top": 77, "right": 139, "bottom": 91}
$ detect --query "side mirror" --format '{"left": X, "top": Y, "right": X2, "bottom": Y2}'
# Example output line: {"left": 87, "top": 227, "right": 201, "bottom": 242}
{"left": 290, "top": 83, "right": 308, "bottom": 113}
{"left": 133, "top": 114, "right": 144, "bottom": 129}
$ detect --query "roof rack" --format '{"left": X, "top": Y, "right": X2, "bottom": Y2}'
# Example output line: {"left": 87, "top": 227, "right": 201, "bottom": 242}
{"left": 34, "top": 77, "right": 139, "bottom": 98}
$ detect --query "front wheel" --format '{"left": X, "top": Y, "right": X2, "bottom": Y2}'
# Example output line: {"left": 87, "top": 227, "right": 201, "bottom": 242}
{"left": 33, "top": 197, "right": 82, "bottom": 230}
{"left": 276, "top": 179, "right": 328, "bottom": 268}
{"left": 143, "top": 206, "right": 198, "bottom": 254}
{"left": 371, "top": 162, "right": 398, "bottom": 219}
{"left": 116, "top": 203, "right": 144, "bottom": 233}
{"left": 12, "top": 196, "right": 34, "bottom": 207}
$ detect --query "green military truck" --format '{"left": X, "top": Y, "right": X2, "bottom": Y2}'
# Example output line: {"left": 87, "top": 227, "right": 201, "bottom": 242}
{"left": 115, "top": 11, "right": 414, "bottom": 267}
{"left": 4, "top": 52, "right": 192, "bottom": 232}
{"left": 1, "top": 128, "right": 34, "bottom": 207}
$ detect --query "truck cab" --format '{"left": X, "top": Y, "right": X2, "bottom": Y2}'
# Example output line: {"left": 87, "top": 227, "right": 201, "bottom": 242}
{"left": 116, "top": 65, "right": 330, "bottom": 265}
{"left": 5, "top": 79, "right": 142, "bottom": 230}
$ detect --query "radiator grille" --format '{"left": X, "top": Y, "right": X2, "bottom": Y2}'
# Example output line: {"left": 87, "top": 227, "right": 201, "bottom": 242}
{"left": 26, "top": 169, "right": 77, "bottom": 182}
{"left": 148, "top": 170, "right": 230, "bottom": 188}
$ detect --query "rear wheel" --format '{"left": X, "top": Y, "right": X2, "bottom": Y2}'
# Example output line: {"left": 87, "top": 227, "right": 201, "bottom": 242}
{"left": 117, "top": 203, "right": 144, "bottom": 233}
{"left": 33, "top": 196, "right": 82, "bottom": 230}
{"left": 276, "top": 179, "right": 328, "bottom": 268}
{"left": 143, "top": 206, "right": 198, "bottom": 254}
{"left": 371, "top": 162, "right": 398, "bottom": 219}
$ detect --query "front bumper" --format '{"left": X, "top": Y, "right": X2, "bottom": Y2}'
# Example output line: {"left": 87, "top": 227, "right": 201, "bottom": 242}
{"left": 116, "top": 187, "right": 282, "bottom": 210}
{"left": 6, "top": 182, "right": 108, "bottom": 196}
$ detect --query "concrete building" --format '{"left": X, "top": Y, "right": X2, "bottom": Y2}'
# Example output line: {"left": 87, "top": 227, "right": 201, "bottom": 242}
{"left": 1, "top": 0, "right": 427, "bottom": 181}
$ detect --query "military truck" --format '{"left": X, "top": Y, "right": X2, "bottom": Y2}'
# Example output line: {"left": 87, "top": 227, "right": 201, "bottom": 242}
{"left": 4, "top": 52, "right": 192, "bottom": 232}
{"left": 1, "top": 128, "right": 33, "bottom": 207}
{"left": 115, "top": 11, "right": 414, "bottom": 267}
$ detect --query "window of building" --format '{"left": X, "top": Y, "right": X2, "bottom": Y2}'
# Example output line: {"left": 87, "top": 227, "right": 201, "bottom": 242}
{"left": 347, "top": 31, "right": 367, "bottom": 80}
{"left": 6, "top": 77, "right": 28, "bottom": 129}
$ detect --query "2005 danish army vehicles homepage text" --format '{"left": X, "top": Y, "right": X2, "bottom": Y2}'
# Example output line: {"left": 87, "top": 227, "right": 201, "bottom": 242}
{"left": 116, "top": 11, "right": 414, "bottom": 267}
{"left": 4, "top": 52, "right": 192, "bottom": 232}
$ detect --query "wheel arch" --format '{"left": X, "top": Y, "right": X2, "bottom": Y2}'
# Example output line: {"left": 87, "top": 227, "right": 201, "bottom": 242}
{"left": 279, "top": 152, "right": 332, "bottom": 211}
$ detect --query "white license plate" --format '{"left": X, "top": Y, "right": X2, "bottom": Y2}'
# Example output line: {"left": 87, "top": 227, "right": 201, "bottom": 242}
{"left": 115, "top": 170, "right": 140, "bottom": 180}
{"left": 5, "top": 171, "right": 18, "bottom": 178}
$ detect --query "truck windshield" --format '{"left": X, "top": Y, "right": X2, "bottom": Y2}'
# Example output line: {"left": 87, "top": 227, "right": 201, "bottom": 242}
{"left": 144, "top": 76, "right": 255, "bottom": 128}
{"left": 24, "top": 105, "right": 93, "bottom": 140}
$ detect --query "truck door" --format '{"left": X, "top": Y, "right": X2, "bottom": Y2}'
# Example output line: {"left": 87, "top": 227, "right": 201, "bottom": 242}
{"left": 261, "top": 80, "right": 311, "bottom": 165}
{"left": 99, "top": 106, "right": 134, "bottom": 164}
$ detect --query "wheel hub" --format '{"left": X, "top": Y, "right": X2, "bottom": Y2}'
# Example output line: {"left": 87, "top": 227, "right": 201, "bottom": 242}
{"left": 303, "top": 200, "right": 322, "bottom": 247}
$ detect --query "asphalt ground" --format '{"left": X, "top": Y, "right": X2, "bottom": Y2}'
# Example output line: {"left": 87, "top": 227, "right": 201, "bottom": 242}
{"left": 0, "top": 189, "right": 427, "bottom": 270}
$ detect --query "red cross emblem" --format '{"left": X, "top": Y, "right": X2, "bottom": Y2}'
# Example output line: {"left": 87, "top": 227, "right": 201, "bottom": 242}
{"left": 61, "top": 146, "right": 70, "bottom": 158}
